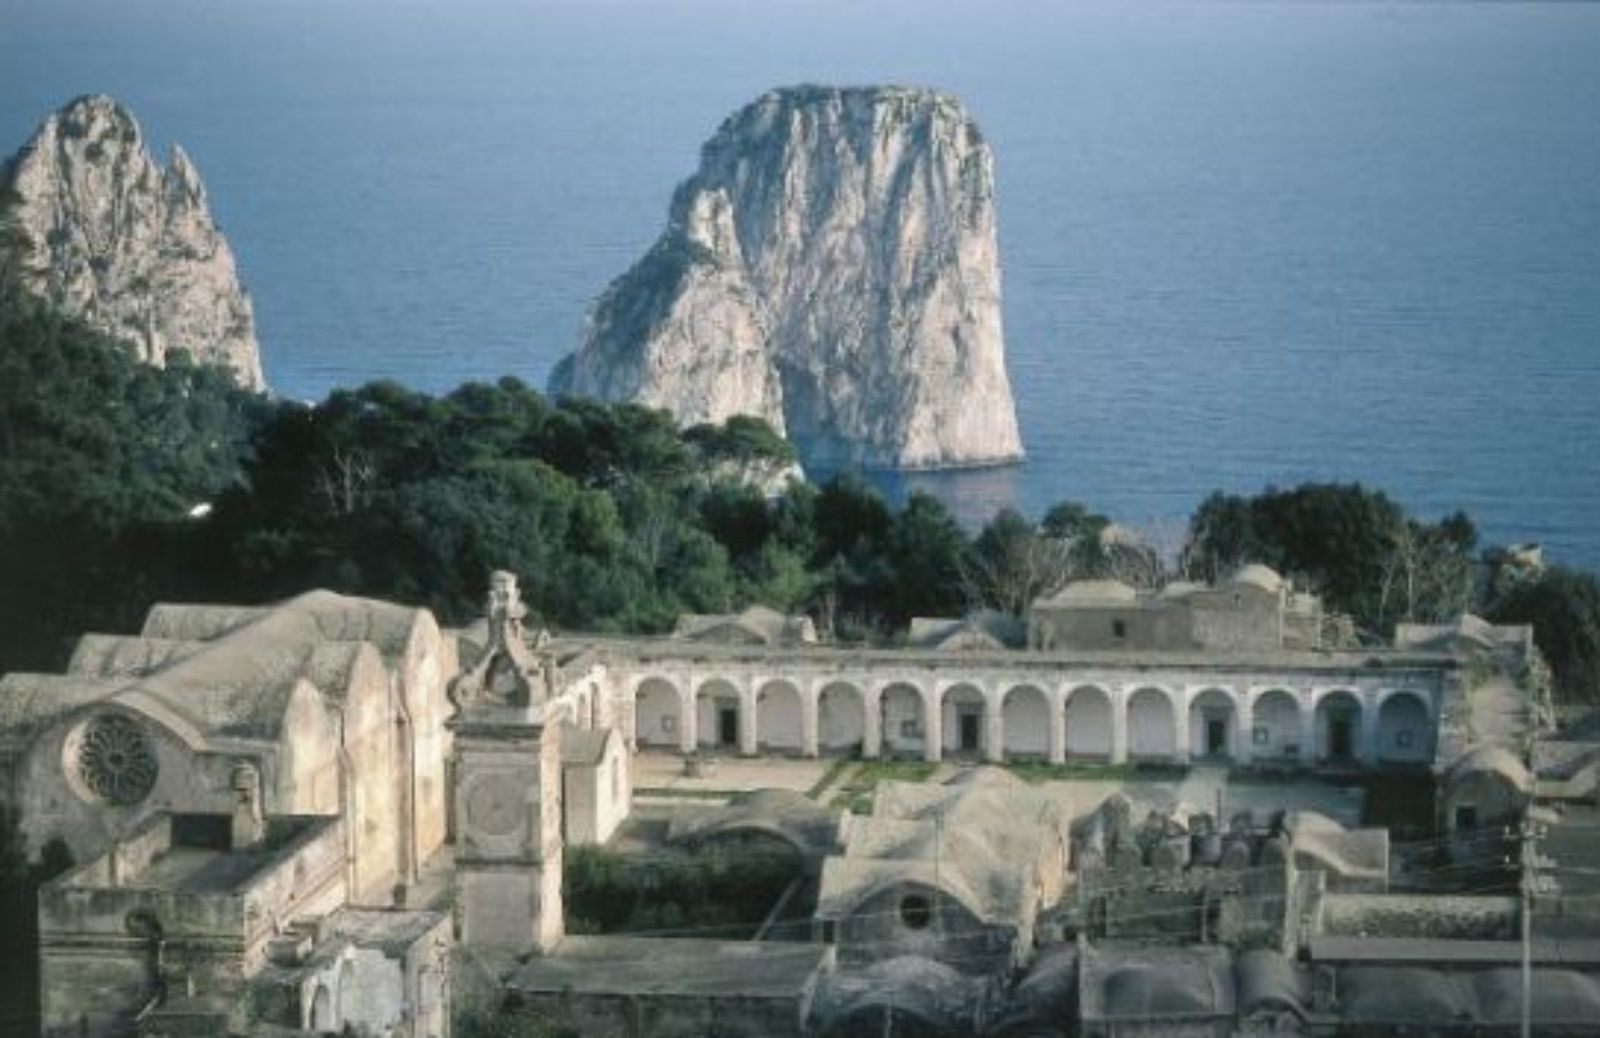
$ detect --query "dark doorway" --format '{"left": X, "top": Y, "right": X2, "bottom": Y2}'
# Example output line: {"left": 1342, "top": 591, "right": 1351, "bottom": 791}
{"left": 1206, "top": 717, "right": 1227, "bottom": 757}
{"left": 1330, "top": 715, "right": 1354, "bottom": 761}
{"left": 959, "top": 710, "right": 981, "bottom": 754}
{"left": 719, "top": 706, "right": 738, "bottom": 747}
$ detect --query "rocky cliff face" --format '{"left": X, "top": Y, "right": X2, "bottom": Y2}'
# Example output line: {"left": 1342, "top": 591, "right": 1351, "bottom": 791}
{"left": 0, "top": 95, "right": 264, "bottom": 390}
{"left": 551, "top": 85, "right": 1022, "bottom": 469}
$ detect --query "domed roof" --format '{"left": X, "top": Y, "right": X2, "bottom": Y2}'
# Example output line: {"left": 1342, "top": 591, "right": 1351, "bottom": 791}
{"left": 1229, "top": 564, "right": 1285, "bottom": 593}
{"left": 1446, "top": 744, "right": 1533, "bottom": 793}
{"left": 1045, "top": 580, "right": 1138, "bottom": 606}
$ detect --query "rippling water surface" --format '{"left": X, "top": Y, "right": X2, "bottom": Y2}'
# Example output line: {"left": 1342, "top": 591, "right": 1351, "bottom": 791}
{"left": 3, "top": 0, "right": 1597, "bottom": 564}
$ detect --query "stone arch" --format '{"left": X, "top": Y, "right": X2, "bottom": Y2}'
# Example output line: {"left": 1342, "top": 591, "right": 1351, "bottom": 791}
{"left": 1188, "top": 688, "right": 1240, "bottom": 761}
{"left": 818, "top": 682, "right": 866, "bottom": 754}
{"left": 756, "top": 679, "right": 804, "bottom": 753}
{"left": 1377, "top": 690, "right": 1432, "bottom": 764}
{"left": 1127, "top": 687, "right": 1178, "bottom": 760}
{"left": 879, "top": 682, "right": 927, "bottom": 758}
{"left": 1315, "top": 690, "right": 1364, "bottom": 764}
{"left": 1250, "top": 688, "right": 1303, "bottom": 762}
{"left": 696, "top": 679, "right": 743, "bottom": 750}
{"left": 633, "top": 677, "right": 681, "bottom": 749}
{"left": 1002, "top": 685, "right": 1051, "bottom": 758}
{"left": 941, "top": 682, "right": 987, "bottom": 757}
{"left": 1064, "top": 685, "right": 1114, "bottom": 760}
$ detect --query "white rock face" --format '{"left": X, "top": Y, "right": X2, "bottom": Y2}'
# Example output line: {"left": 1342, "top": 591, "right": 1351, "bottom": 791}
{"left": 0, "top": 95, "right": 265, "bottom": 390}
{"left": 552, "top": 85, "right": 1023, "bottom": 470}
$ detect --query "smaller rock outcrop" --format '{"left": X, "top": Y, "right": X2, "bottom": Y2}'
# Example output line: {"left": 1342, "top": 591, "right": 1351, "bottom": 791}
{"left": 0, "top": 95, "right": 265, "bottom": 389}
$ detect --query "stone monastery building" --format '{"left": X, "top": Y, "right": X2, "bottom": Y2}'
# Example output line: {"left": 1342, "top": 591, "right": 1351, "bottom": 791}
{"left": 2, "top": 564, "right": 1591, "bottom": 1037}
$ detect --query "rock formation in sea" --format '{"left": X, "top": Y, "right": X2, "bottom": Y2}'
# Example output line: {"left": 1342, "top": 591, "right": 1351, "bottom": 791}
{"left": 551, "top": 85, "right": 1023, "bottom": 470}
{"left": 0, "top": 95, "right": 265, "bottom": 390}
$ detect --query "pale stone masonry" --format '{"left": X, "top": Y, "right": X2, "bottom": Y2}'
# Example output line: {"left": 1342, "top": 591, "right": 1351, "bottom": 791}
{"left": 2, "top": 565, "right": 1588, "bottom": 1037}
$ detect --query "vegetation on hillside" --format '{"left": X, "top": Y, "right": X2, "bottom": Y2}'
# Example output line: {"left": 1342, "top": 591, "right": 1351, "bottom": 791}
{"left": 4, "top": 305, "right": 1600, "bottom": 707}
{"left": 7, "top": 297, "right": 1600, "bottom": 1030}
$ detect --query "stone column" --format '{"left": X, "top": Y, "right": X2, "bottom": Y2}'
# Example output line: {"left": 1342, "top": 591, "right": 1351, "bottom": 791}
{"left": 739, "top": 683, "right": 759, "bottom": 757}
{"left": 1173, "top": 688, "right": 1191, "bottom": 765}
{"left": 1300, "top": 690, "right": 1319, "bottom": 766}
{"left": 923, "top": 688, "right": 943, "bottom": 764}
{"left": 984, "top": 694, "right": 1004, "bottom": 764}
{"left": 1047, "top": 690, "right": 1066, "bottom": 765}
{"left": 1359, "top": 692, "right": 1380, "bottom": 767}
{"left": 1235, "top": 692, "right": 1254, "bottom": 766}
{"left": 863, "top": 687, "right": 883, "bottom": 760}
{"left": 1110, "top": 686, "right": 1129, "bottom": 765}
{"left": 801, "top": 681, "right": 820, "bottom": 759}
{"left": 679, "top": 686, "right": 698, "bottom": 755}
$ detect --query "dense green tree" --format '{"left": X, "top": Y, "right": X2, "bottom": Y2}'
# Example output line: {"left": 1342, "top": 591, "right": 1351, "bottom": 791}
{"left": 1489, "top": 566, "right": 1600, "bottom": 706}
{"left": 962, "top": 508, "right": 1073, "bottom": 617}
{"left": 0, "top": 301, "right": 266, "bottom": 670}
{"left": 1187, "top": 483, "right": 1476, "bottom": 634}
{"left": 885, "top": 492, "right": 970, "bottom": 622}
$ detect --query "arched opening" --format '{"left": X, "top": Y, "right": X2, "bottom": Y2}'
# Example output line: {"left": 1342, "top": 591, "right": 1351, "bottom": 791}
{"left": 818, "top": 682, "right": 866, "bottom": 754}
{"left": 696, "top": 679, "right": 742, "bottom": 750}
{"left": 941, "top": 683, "right": 987, "bottom": 757}
{"left": 1316, "top": 690, "right": 1364, "bottom": 764}
{"left": 633, "top": 678, "right": 681, "bottom": 749}
{"left": 756, "top": 680, "right": 804, "bottom": 753}
{"left": 1002, "top": 685, "right": 1050, "bottom": 758}
{"left": 1378, "top": 691, "right": 1431, "bottom": 764}
{"left": 1188, "top": 688, "right": 1238, "bottom": 761}
{"left": 1064, "top": 685, "right": 1113, "bottom": 760}
{"left": 1251, "top": 689, "right": 1303, "bottom": 763}
{"left": 879, "top": 683, "right": 926, "bottom": 758}
{"left": 1127, "top": 687, "right": 1177, "bottom": 760}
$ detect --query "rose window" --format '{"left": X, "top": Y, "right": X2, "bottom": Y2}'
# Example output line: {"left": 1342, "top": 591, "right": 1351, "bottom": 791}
{"left": 77, "top": 714, "right": 158, "bottom": 805}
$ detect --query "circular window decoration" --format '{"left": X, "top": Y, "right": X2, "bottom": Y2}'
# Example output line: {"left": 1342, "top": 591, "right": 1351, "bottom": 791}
{"left": 76, "top": 714, "right": 158, "bottom": 806}
{"left": 899, "top": 893, "right": 932, "bottom": 930}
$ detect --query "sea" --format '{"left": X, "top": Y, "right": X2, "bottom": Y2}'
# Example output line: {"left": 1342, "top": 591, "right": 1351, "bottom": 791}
{"left": 2, "top": 0, "right": 1598, "bottom": 567}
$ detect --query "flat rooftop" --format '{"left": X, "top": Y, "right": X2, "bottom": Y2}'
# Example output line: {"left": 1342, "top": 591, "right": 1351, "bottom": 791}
{"left": 509, "top": 936, "right": 827, "bottom": 999}
{"left": 62, "top": 814, "right": 330, "bottom": 896}
{"left": 552, "top": 634, "right": 1459, "bottom": 676}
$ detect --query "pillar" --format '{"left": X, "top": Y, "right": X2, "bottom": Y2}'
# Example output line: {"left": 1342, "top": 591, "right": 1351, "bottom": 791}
{"left": 1047, "top": 691, "right": 1066, "bottom": 765}
{"left": 984, "top": 695, "right": 1004, "bottom": 764}
{"left": 923, "top": 688, "right": 943, "bottom": 764}
{"left": 863, "top": 687, "right": 883, "bottom": 760}
{"left": 1359, "top": 692, "right": 1380, "bottom": 767}
{"left": 679, "top": 687, "right": 697, "bottom": 755}
{"left": 1110, "top": 687, "right": 1129, "bottom": 765}
{"left": 801, "top": 683, "right": 820, "bottom": 759}
{"left": 1300, "top": 690, "right": 1319, "bottom": 766}
{"left": 1234, "top": 694, "right": 1253, "bottom": 766}
{"left": 739, "top": 684, "right": 759, "bottom": 757}
{"left": 1173, "top": 689, "right": 1191, "bottom": 765}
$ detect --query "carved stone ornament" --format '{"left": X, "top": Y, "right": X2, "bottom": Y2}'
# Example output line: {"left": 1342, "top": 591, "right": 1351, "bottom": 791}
{"left": 449, "top": 570, "right": 553, "bottom": 710}
{"left": 75, "top": 713, "right": 158, "bottom": 806}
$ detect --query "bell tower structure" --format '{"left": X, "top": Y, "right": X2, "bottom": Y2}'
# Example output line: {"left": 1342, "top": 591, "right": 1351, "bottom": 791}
{"left": 448, "top": 571, "right": 565, "bottom": 956}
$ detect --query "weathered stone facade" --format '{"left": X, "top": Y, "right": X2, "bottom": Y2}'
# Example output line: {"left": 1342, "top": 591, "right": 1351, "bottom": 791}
{"left": 5, "top": 573, "right": 1588, "bottom": 1038}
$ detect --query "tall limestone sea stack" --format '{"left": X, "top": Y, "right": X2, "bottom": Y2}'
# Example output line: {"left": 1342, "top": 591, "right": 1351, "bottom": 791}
{"left": 0, "top": 95, "right": 265, "bottom": 390}
{"left": 551, "top": 85, "right": 1023, "bottom": 470}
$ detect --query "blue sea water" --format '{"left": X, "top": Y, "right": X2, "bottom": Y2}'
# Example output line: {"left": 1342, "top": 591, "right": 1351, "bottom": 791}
{"left": 2, "top": 0, "right": 1598, "bottom": 566}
